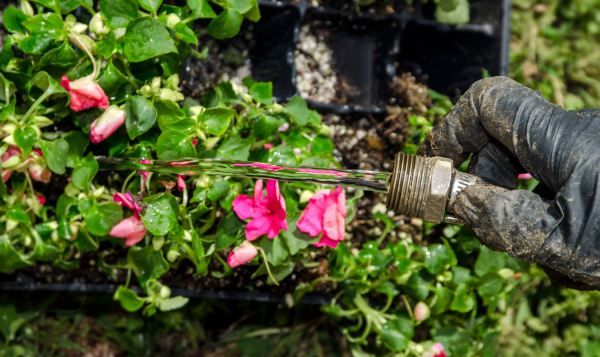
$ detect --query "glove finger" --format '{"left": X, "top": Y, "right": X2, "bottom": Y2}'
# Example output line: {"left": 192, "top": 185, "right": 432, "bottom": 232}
{"left": 467, "top": 140, "right": 522, "bottom": 189}
{"left": 419, "top": 77, "right": 576, "bottom": 191}
{"left": 452, "top": 184, "right": 600, "bottom": 289}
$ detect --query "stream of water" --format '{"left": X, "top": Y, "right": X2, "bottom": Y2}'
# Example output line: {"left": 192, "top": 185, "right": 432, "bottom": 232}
{"left": 97, "top": 157, "right": 391, "bottom": 192}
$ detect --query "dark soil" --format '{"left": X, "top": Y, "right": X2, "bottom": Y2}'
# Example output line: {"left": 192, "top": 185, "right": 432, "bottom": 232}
{"left": 180, "top": 32, "right": 253, "bottom": 99}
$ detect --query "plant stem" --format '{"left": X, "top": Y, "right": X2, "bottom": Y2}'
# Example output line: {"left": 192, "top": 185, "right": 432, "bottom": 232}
{"left": 257, "top": 247, "right": 279, "bottom": 286}
{"left": 23, "top": 90, "right": 52, "bottom": 123}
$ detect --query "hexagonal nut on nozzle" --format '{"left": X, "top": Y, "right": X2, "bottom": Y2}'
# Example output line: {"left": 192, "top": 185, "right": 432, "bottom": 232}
{"left": 422, "top": 157, "right": 453, "bottom": 223}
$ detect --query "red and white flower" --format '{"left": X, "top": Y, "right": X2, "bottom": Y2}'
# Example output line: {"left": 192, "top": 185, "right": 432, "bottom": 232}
{"left": 61, "top": 75, "right": 109, "bottom": 112}
{"left": 89, "top": 106, "right": 126, "bottom": 144}
{"left": 227, "top": 241, "right": 258, "bottom": 268}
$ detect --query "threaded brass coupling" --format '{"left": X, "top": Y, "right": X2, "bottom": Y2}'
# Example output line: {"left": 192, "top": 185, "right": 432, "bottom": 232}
{"left": 386, "top": 153, "right": 479, "bottom": 224}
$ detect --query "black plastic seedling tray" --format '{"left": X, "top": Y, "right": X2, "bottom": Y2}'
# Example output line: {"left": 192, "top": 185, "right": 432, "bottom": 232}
{"left": 0, "top": 0, "right": 511, "bottom": 302}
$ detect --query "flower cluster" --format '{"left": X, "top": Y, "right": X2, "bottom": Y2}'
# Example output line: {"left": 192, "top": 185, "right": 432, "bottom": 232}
{"left": 229, "top": 179, "right": 347, "bottom": 268}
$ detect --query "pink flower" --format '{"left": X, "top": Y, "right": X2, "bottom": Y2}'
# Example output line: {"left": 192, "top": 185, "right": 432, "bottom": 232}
{"left": 113, "top": 192, "right": 142, "bottom": 216}
{"left": 110, "top": 215, "right": 147, "bottom": 247}
{"left": 1, "top": 146, "right": 20, "bottom": 183}
{"left": 61, "top": 75, "right": 109, "bottom": 112}
{"left": 423, "top": 343, "right": 446, "bottom": 357}
{"left": 297, "top": 187, "right": 346, "bottom": 248}
{"left": 177, "top": 175, "right": 187, "bottom": 191}
{"left": 233, "top": 162, "right": 284, "bottom": 172}
{"left": 232, "top": 179, "right": 287, "bottom": 240}
{"left": 36, "top": 194, "right": 46, "bottom": 206}
{"left": 263, "top": 143, "right": 273, "bottom": 150}
{"left": 90, "top": 106, "right": 126, "bottom": 144}
{"left": 518, "top": 173, "right": 533, "bottom": 180}
{"left": 227, "top": 241, "right": 258, "bottom": 268}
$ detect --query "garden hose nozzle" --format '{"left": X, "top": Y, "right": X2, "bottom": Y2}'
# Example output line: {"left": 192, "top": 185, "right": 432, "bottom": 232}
{"left": 386, "top": 153, "right": 479, "bottom": 224}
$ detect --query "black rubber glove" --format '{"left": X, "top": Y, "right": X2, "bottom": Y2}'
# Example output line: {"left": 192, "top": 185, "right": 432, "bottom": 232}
{"left": 419, "top": 76, "right": 600, "bottom": 290}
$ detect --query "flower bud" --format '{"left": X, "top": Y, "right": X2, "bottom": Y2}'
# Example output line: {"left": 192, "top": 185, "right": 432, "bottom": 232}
{"left": 159, "top": 285, "right": 171, "bottom": 299}
{"left": 167, "top": 250, "right": 180, "bottom": 262}
{"left": 20, "top": 0, "right": 34, "bottom": 16}
{"left": 227, "top": 241, "right": 258, "bottom": 268}
{"left": 90, "top": 106, "right": 126, "bottom": 144}
{"left": 90, "top": 13, "right": 109, "bottom": 36}
{"left": 166, "top": 14, "right": 181, "bottom": 28}
{"left": 159, "top": 88, "right": 184, "bottom": 102}
{"left": 29, "top": 163, "right": 52, "bottom": 184}
{"left": 33, "top": 116, "right": 53, "bottom": 128}
{"left": 165, "top": 74, "right": 180, "bottom": 89}
{"left": 61, "top": 75, "right": 109, "bottom": 112}
{"left": 413, "top": 302, "right": 430, "bottom": 322}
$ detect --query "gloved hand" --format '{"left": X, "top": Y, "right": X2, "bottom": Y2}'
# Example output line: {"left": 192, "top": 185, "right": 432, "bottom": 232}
{"left": 419, "top": 76, "right": 600, "bottom": 290}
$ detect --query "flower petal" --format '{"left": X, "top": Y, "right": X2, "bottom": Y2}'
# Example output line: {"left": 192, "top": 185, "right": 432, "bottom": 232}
{"left": 233, "top": 194, "right": 259, "bottom": 221}
{"left": 110, "top": 216, "right": 147, "bottom": 247}
{"left": 90, "top": 106, "right": 126, "bottom": 144}
{"left": 245, "top": 214, "right": 273, "bottom": 241}
{"left": 323, "top": 204, "right": 345, "bottom": 242}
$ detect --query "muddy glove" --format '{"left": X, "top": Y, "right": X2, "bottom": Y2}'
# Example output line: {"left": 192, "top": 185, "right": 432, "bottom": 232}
{"left": 419, "top": 76, "right": 600, "bottom": 290}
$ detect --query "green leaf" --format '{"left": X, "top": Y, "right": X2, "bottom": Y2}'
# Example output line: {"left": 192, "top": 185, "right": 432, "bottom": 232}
{"left": 155, "top": 99, "right": 186, "bottom": 130}
{"left": 207, "top": 180, "right": 230, "bottom": 202}
{"left": 125, "top": 96, "right": 157, "bottom": 139}
{"left": 257, "top": 236, "right": 289, "bottom": 267}
{"left": 186, "top": 0, "right": 216, "bottom": 18}
{"left": 216, "top": 135, "right": 250, "bottom": 160}
{"left": 13, "top": 126, "right": 37, "bottom": 155}
{"left": 100, "top": 0, "right": 139, "bottom": 28}
{"left": 85, "top": 203, "right": 123, "bottom": 236}
{"left": 30, "top": 71, "right": 67, "bottom": 97}
{"left": 18, "top": 33, "right": 54, "bottom": 54}
{"left": 200, "top": 107, "right": 234, "bottom": 136}
{"left": 431, "top": 286, "right": 453, "bottom": 315}
{"left": 216, "top": 212, "right": 242, "bottom": 249}
{"left": 0, "top": 304, "right": 26, "bottom": 342}
{"left": 23, "top": 13, "right": 64, "bottom": 39}
{"left": 156, "top": 131, "right": 196, "bottom": 160}
{"left": 71, "top": 154, "right": 98, "bottom": 190}
{"left": 123, "top": 18, "right": 178, "bottom": 63}
{"left": 128, "top": 246, "right": 169, "bottom": 286}
{"left": 380, "top": 316, "right": 413, "bottom": 352}
{"left": 97, "top": 32, "right": 116, "bottom": 59}
{"left": 252, "top": 115, "right": 283, "bottom": 139}
{"left": 284, "top": 96, "right": 309, "bottom": 126}
{"left": 173, "top": 22, "right": 198, "bottom": 46}
{"left": 141, "top": 193, "right": 178, "bottom": 236}
{"left": 207, "top": 9, "right": 243, "bottom": 40}
{"left": 114, "top": 286, "right": 145, "bottom": 312}
{"left": 424, "top": 244, "right": 457, "bottom": 275}
{"left": 477, "top": 273, "right": 504, "bottom": 298}
{"left": 138, "top": 0, "right": 163, "bottom": 13}
{"left": 158, "top": 296, "right": 189, "bottom": 311}
{"left": 474, "top": 246, "right": 507, "bottom": 277}
{"left": 248, "top": 81, "right": 273, "bottom": 105}
{"left": 0, "top": 237, "right": 30, "bottom": 273}
{"left": 226, "top": 0, "right": 256, "bottom": 14}
{"left": 97, "top": 61, "right": 130, "bottom": 100}
{"left": 40, "top": 138, "right": 69, "bottom": 174}
{"left": 38, "top": 42, "right": 78, "bottom": 68}
{"left": 3, "top": 6, "right": 28, "bottom": 33}
{"left": 450, "top": 284, "right": 475, "bottom": 313}
{"left": 311, "top": 135, "right": 334, "bottom": 156}
{"left": 282, "top": 218, "right": 313, "bottom": 255}
{"left": 64, "top": 131, "right": 89, "bottom": 168}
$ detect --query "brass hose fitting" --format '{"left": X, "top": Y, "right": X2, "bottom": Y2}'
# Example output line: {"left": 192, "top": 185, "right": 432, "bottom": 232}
{"left": 386, "top": 153, "right": 479, "bottom": 224}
